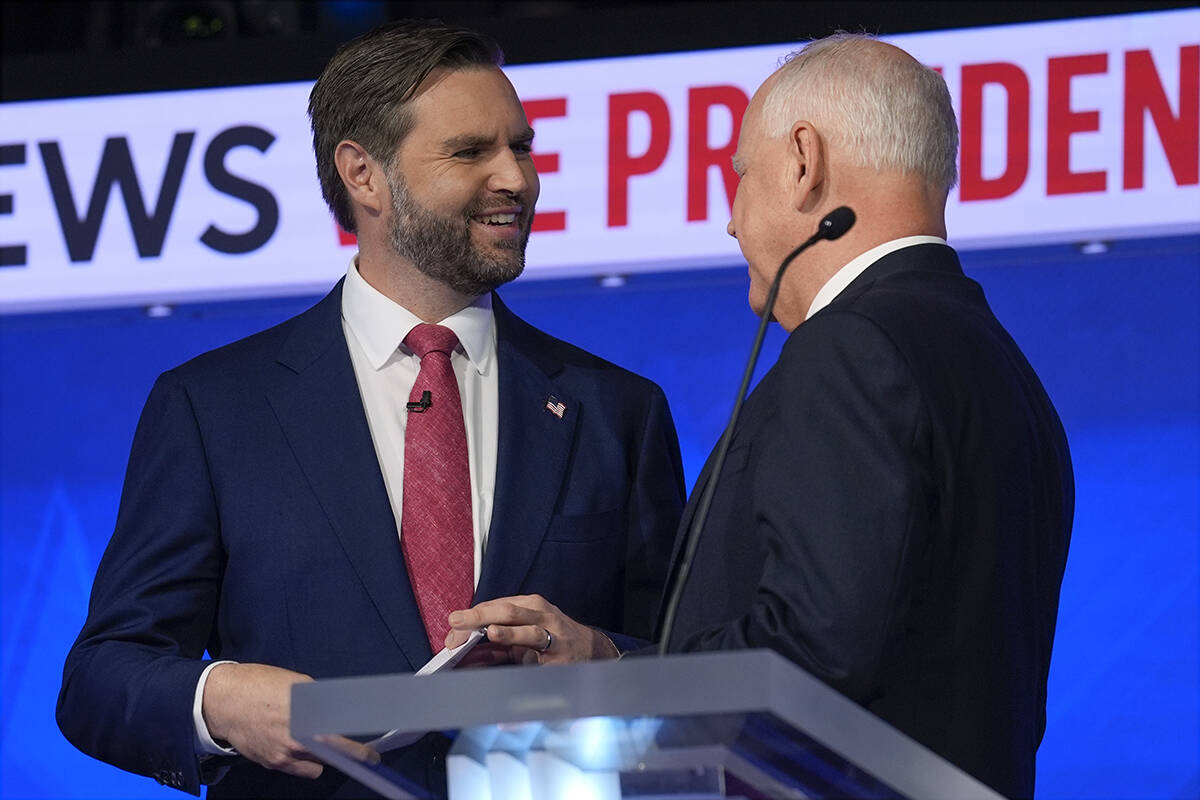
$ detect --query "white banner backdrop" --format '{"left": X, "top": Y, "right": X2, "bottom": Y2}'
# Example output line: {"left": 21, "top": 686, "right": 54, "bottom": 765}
{"left": 0, "top": 9, "right": 1196, "bottom": 312}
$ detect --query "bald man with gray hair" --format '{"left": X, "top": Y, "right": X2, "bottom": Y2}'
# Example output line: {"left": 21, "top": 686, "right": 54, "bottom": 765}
{"left": 761, "top": 33, "right": 959, "bottom": 195}
{"left": 673, "top": 34, "right": 1072, "bottom": 797}
{"left": 453, "top": 32, "right": 1073, "bottom": 799}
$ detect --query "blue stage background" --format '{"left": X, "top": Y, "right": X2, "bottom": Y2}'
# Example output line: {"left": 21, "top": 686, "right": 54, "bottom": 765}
{"left": 1, "top": 234, "right": 1197, "bottom": 798}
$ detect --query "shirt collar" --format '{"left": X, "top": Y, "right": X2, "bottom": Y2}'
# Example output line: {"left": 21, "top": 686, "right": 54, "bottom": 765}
{"left": 341, "top": 257, "right": 496, "bottom": 374}
{"left": 805, "top": 235, "right": 947, "bottom": 320}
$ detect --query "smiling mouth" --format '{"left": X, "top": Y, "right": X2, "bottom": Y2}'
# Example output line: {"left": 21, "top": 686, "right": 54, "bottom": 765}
{"left": 473, "top": 212, "right": 519, "bottom": 225}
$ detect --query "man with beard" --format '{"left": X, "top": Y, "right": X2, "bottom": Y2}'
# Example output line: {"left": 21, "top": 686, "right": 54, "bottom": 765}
{"left": 56, "top": 20, "right": 684, "bottom": 799}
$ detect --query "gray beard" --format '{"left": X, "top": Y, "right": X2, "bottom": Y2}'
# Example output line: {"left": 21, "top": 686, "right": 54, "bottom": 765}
{"left": 386, "top": 172, "right": 531, "bottom": 297}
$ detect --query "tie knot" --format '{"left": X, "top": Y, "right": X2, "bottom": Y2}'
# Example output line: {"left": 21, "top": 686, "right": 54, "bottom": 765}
{"left": 405, "top": 323, "right": 459, "bottom": 359}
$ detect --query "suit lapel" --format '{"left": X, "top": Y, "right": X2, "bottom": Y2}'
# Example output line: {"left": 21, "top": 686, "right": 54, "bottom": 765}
{"left": 670, "top": 438, "right": 722, "bottom": 568}
{"left": 265, "top": 282, "right": 429, "bottom": 670}
{"left": 655, "top": 422, "right": 744, "bottom": 637}
{"left": 475, "top": 298, "right": 578, "bottom": 602}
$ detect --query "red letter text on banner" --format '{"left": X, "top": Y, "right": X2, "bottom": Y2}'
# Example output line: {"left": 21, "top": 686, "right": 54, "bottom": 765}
{"left": 686, "top": 85, "right": 748, "bottom": 222}
{"left": 607, "top": 92, "right": 671, "bottom": 228}
{"left": 1047, "top": 53, "right": 1109, "bottom": 195}
{"left": 959, "top": 62, "right": 1031, "bottom": 201}
{"left": 1123, "top": 46, "right": 1199, "bottom": 190}
{"left": 523, "top": 97, "right": 568, "bottom": 232}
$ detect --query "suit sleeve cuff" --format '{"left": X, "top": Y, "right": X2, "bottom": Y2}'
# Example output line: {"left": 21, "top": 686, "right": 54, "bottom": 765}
{"left": 595, "top": 628, "right": 649, "bottom": 658}
{"left": 193, "top": 661, "right": 239, "bottom": 756}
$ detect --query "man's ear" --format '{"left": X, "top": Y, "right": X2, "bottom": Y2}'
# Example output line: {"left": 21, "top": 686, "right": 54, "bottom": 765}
{"left": 334, "top": 140, "right": 388, "bottom": 219}
{"left": 788, "top": 121, "right": 824, "bottom": 212}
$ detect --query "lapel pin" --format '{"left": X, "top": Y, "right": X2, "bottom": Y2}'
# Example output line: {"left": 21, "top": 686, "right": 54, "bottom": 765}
{"left": 544, "top": 396, "right": 567, "bottom": 419}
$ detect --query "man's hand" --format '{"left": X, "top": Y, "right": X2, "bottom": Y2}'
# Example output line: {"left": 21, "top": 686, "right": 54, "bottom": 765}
{"left": 445, "top": 594, "right": 620, "bottom": 665}
{"left": 201, "top": 662, "right": 327, "bottom": 778}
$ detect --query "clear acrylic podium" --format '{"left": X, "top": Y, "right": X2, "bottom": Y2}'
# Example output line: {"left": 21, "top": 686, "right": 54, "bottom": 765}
{"left": 291, "top": 649, "right": 1004, "bottom": 799}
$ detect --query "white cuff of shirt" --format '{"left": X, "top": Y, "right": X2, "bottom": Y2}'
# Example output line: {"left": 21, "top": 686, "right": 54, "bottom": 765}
{"left": 193, "top": 660, "right": 239, "bottom": 756}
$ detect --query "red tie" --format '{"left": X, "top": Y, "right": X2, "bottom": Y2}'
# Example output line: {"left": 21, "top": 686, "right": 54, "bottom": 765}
{"left": 401, "top": 323, "right": 474, "bottom": 653}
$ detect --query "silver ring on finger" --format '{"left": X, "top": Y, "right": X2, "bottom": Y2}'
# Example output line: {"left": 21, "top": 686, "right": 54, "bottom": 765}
{"left": 537, "top": 627, "right": 553, "bottom": 653}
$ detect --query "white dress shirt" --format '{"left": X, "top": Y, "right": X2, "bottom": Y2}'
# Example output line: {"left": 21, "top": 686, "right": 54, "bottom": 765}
{"left": 340, "top": 257, "right": 499, "bottom": 578}
{"left": 194, "top": 258, "right": 500, "bottom": 755}
{"left": 805, "top": 236, "right": 948, "bottom": 320}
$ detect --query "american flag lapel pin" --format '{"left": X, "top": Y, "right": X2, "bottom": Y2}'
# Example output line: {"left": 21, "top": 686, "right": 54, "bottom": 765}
{"left": 545, "top": 395, "right": 567, "bottom": 419}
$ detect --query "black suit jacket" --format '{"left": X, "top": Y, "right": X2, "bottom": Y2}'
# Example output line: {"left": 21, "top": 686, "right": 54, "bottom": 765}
{"left": 663, "top": 244, "right": 1073, "bottom": 798}
{"left": 57, "top": 283, "right": 685, "bottom": 798}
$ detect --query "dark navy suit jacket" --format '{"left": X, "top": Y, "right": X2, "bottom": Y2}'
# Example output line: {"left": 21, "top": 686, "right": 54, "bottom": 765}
{"left": 57, "top": 283, "right": 684, "bottom": 798}
{"left": 662, "top": 245, "right": 1073, "bottom": 799}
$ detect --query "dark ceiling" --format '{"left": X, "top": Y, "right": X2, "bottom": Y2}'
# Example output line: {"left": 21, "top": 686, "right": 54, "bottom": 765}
{"left": 2, "top": 0, "right": 1192, "bottom": 101}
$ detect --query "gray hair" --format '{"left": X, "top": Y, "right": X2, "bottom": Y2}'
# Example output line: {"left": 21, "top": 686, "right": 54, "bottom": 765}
{"left": 760, "top": 33, "right": 958, "bottom": 195}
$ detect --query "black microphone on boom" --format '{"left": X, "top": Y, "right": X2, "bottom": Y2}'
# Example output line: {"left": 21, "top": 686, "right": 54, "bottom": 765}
{"left": 656, "top": 206, "right": 856, "bottom": 656}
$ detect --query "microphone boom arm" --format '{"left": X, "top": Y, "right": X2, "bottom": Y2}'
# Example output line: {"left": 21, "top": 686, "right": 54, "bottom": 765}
{"left": 655, "top": 206, "right": 855, "bottom": 656}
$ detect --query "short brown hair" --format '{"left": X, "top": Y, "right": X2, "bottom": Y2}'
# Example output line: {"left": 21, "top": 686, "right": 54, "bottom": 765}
{"left": 308, "top": 19, "right": 503, "bottom": 232}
